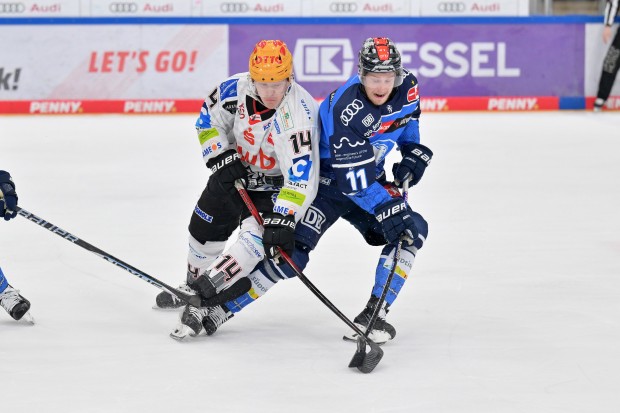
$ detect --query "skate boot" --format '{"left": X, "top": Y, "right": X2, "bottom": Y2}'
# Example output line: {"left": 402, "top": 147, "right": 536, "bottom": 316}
{"left": 343, "top": 296, "right": 396, "bottom": 344}
{"left": 0, "top": 285, "right": 32, "bottom": 322}
{"left": 202, "top": 305, "right": 233, "bottom": 336}
{"left": 169, "top": 304, "right": 209, "bottom": 340}
{"left": 594, "top": 98, "right": 605, "bottom": 112}
{"left": 154, "top": 282, "right": 196, "bottom": 309}
{"left": 169, "top": 304, "right": 233, "bottom": 340}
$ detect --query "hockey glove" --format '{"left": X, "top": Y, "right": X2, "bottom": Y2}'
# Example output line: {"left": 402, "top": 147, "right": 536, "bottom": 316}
{"left": 392, "top": 143, "right": 433, "bottom": 187}
{"left": 262, "top": 213, "right": 296, "bottom": 260}
{"left": 206, "top": 149, "right": 248, "bottom": 197}
{"left": 375, "top": 198, "right": 418, "bottom": 245}
{"left": 0, "top": 170, "right": 18, "bottom": 221}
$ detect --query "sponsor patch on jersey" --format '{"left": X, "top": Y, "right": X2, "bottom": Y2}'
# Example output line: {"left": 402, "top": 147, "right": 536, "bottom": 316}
{"left": 198, "top": 128, "right": 220, "bottom": 145}
{"left": 273, "top": 119, "right": 281, "bottom": 134}
{"left": 273, "top": 205, "right": 294, "bottom": 216}
{"left": 219, "top": 78, "right": 238, "bottom": 101}
{"left": 340, "top": 99, "right": 364, "bottom": 126}
{"left": 279, "top": 103, "right": 294, "bottom": 130}
{"left": 288, "top": 154, "right": 312, "bottom": 182}
{"left": 407, "top": 85, "right": 419, "bottom": 102}
{"left": 193, "top": 204, "right": 213, "bottom": 223}
{"left": 202, "top": 141, "right": 223, "bottom": 157}
{"left": 301, "top": 205, "right": 325, "bottom": 235}
{"left": 278, "top": 188, "right": 306, "bottom": 206}
{"left": 362, "top": 113, "right": 375, "bottom": 127}
{"left": 300, "top": 98, "right": 313, "bottom": 120}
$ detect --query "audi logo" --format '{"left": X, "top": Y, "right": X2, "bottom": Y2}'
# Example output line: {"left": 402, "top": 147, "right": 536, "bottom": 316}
{"left": 437, "top": 2, "right": 466, "bottom": 13}
{"left": 340, "top": 99, "right": 364, "bottom": 126}
{"left": 109, "top": 2, "right": 138, "bottom": 13}
{"left": 0, "top": 2, "right": 25, "bottom": 13}
{"left": 220, "top": 2, "right": 249, "bottom": 13}
{"left": 329, "top": 2, "right": 357, "bottom": 13}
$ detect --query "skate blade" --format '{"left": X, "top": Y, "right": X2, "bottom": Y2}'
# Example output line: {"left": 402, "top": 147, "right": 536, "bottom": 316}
{"left": 152, "top": 304, "right": 185, "bottom": 311}
{"left": 343, "top": 330, "right": 390, "bottom": 345}
{"left": 21, "top": 312, "right": 35, "bottom": 325}
{"left": 169, "top": 324, "right": 192, "bottom": 341}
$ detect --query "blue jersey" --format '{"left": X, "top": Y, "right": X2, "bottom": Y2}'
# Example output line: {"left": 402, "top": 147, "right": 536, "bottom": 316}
{"left": 318, "top": 70, "right": 421, "bottom": 214}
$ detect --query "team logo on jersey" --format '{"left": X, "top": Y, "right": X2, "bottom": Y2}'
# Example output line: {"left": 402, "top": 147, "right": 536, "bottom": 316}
{"left": 340, "top": 99, "right": 364, "bottom": 126}
{"left": 238, "top": 103, "right": 246, "bottom": 119}
{"left": 288, "top": 154, "right": 313, "bottom": 182}
{"left": 372, "top": 142, "right": 390, "bottom": 163}
{"left": 407, "top": 85, "right": 419, "bottom": 102}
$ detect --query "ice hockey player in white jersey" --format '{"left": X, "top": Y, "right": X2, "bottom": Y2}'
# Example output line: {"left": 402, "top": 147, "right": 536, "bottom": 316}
{"left": 1, "top": 170, "right": 33, "bottom": 323}
{"left": 157, "top": 40, "right": 320, "bottom": 339}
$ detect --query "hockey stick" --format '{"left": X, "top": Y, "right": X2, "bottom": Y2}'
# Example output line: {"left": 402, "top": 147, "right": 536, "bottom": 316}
{"left": 234, "top": 180, "right": 384, "bottom": 373}
{"left": 348, "top": 180, "right": 410, "bottom": 370}
{"left": 15, "top": 207, "right": 202, "bottom": 307}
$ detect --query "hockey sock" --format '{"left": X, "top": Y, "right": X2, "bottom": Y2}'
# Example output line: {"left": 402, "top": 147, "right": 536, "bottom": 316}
{"left": 371, "top": 244, "right": 417, "bottom": 306}
{"left": 0, "top": 267, "right": 8, "bottom": 294}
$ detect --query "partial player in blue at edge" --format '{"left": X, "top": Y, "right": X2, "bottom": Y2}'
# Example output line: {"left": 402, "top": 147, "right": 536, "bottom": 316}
{"left": 0, "top": 170, "right": 33, "bottom": 323}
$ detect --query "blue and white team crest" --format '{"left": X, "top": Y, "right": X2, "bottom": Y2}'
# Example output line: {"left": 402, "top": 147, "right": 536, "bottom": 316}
{"left": 288, "top": 155, "right": 313, "bottom": 182}
{"left": 371, "top": 139, "right": 395, "bottom": 163}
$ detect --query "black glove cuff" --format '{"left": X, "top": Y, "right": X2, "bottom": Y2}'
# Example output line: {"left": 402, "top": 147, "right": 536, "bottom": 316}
{"left": 402, "top": 143, "right": 433, "bottom": 166}
{"left": 263, "top": 213, "right": 296, "bottom": 231}
{"left": 375, "top": 198, "right": 407, "bottom": 223}
{"left": 206, "top": 149, "right": 241, "bottom": 174}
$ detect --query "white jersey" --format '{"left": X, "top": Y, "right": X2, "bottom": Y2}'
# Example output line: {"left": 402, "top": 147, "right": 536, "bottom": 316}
{"left": 195, "top": 72, "right": 320, "bottom": 221}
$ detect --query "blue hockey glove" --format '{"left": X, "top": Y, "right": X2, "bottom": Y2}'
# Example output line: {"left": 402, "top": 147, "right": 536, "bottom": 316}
{"left": 0, "top": 170, "right": 18, "bottom": 221}
{"left": 392, "top": 143, "right": 433, "bottom": 187}
{"left": 262, "top": 213, "right": 296, "bottom": 260}
{"left": 206, "top": 149, "right": 248, "bottom": 197}
{"left": 375, "top": 198, "right": 418, "bottom": 245}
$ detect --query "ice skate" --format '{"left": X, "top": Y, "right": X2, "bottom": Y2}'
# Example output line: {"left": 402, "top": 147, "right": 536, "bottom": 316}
{"left": 169, "top": 304, "right": 209, "bottom": 340}
{"left": 594, "top": 98, "right": 605, "bottom": 112}
{"left": 154, "top": 282, "right": 196, "bottom": 310}
{"left": 343, "top": 297, "right": 396, "bottom": 345}
{"left": 0, "top": 285, "right": 34, "bottom": 324}
{"left": 201, "top": 305, "right": 233, "bottom": 336}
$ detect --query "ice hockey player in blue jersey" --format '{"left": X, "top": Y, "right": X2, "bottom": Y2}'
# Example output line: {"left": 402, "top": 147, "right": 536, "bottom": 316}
{"left": 180, "top": 37, "right": 432, "bottom": 343}
{"left": 0, "top": 170, "right": 33, "bottom": 323}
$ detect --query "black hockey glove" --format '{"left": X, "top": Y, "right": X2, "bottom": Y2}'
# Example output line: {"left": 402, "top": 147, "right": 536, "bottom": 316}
{"left": 0, "top": 170, "right": 18, "bottom": 221}
{"left": 206, "top": 149, "right": 248, "bottom": 197}
{"left": 262, "top": 213, "right": 296, "bottom": 260}
{"left": 392, "top": 143, "right": 433, "bottom": 187}
{"left": 375, "top": 198, "right": 418, "bottom": 245}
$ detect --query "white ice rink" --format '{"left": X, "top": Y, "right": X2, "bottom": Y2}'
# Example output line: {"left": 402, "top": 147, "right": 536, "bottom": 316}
{"left": 1, "top": 111, "right": 619, "bottom": 413}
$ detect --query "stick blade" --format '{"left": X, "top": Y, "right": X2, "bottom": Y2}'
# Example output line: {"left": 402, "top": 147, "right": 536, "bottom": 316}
{"left": 357, "top": 343, "right": 384, "bottom": 374}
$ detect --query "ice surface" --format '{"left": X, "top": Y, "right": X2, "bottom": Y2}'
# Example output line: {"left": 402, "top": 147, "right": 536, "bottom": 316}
{"left": 1, "top": 112, "right": 620, "bottom": 412}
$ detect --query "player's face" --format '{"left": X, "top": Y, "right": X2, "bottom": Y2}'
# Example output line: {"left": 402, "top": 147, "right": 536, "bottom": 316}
{"left": 362, "top": 72, "right": 396, "bottom": 106}
{"left": 254, "top": 80, "right": 289, "bottom": 109}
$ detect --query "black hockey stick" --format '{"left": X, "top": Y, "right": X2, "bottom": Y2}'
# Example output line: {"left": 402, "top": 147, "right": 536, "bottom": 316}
{"left": 234, "top": 180, "right": 384, "bottom": 373}
{"left": 348, "top": 180, "right": 410, "bottom": 371}
{"left": 16, "top": 207, "right": 202, "bottom": 307}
